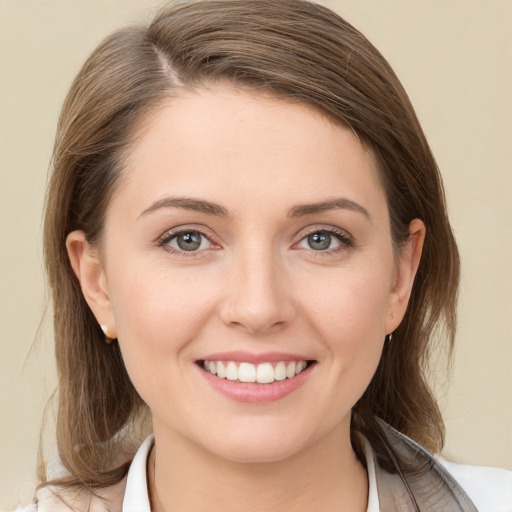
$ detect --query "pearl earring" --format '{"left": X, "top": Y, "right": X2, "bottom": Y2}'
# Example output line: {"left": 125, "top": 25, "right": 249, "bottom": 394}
{"left": 100, "top": 325, "right": 114, "bottom": 344}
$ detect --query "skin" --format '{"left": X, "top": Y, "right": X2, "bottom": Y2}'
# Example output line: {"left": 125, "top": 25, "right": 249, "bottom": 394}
{"left": 67, "top": 86, "right": 425, "bottom": 512}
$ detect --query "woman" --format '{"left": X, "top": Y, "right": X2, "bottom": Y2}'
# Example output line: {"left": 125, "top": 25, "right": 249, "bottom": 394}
{"left": 18, "top": 0, "right": 511, "bottom": 510}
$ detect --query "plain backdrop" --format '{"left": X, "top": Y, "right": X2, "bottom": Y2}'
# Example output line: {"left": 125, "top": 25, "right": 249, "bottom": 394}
{"left": 1, "top": 0, "right": 510, "bottom": 509}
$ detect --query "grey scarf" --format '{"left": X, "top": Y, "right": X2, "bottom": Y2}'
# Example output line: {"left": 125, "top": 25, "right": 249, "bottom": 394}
{"left": 372, "top": 419, "right": 478, "bottom": 511}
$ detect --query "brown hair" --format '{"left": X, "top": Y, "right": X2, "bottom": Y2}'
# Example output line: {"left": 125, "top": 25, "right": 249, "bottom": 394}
{"left": 42, "top": 0, "right": 459, "bottom": 492}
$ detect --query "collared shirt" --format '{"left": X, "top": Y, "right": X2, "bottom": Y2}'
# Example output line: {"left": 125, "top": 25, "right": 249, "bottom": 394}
{"left": 122, "top": 435, "right": 381, "bottom": 512}
{"left": 121, "top": 435, "right": 512, "bottom": 512}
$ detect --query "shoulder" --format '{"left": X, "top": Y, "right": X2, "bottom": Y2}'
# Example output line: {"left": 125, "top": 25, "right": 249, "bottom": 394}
{"left": 14, "top": 502, "right": 37, "bottom": 512}
{"left": 14, "top": 479, "right": 126, "bottom": 512}
{"left": 440, "top": 458, "right": 512, "bottom": 512}
{"left": 14, "top": 435, "right": 153, "bottom": 512}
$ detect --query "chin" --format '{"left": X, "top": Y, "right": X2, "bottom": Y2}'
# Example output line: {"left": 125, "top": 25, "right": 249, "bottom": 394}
{"left": 208, "top": 436, "right": 307, "bottom": 464}
{"left": 193, "top": 418, "right": 324, "bottom": 464}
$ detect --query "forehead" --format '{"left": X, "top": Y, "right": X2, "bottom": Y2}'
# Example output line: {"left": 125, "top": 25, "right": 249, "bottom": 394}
{"left": 114, "top": 86, "right": 385, "bottom": 219}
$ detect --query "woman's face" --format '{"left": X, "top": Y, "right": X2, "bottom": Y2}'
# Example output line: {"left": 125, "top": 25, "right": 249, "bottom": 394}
{"left": 70, "top": 86, "right": 423, "bottom": 463}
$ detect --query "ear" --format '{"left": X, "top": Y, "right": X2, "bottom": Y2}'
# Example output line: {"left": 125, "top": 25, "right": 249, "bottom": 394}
{"left": 66, "top": 230, "right": 117, "bottom": 338}
{"left": 385, "top": 219, "right": 425, "bottom": 334}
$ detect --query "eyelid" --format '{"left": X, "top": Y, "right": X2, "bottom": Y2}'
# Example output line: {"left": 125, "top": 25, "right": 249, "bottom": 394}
{"left": 156, "top": 224, "right": 354, "bottom": 257}
{"left": 292, "top": 225, "right": 354, "bottom": 251}
{"left": 157, "top": 225, "right": 221, "bottom": 255}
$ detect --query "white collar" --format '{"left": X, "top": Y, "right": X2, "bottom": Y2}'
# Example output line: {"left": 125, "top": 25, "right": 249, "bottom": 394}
{"left": 122, "top": 435, "right": 153, "bottom": 512}
{"left": 363, "top": 436, "right": 380, "bottom": 512}
{"left": 122, "top": 435, "right": 380, "bottom": 512}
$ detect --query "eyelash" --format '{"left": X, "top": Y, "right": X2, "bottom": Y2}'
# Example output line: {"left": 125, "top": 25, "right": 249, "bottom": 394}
{"left": 158, "top": 226, "right": 354, "bottom": 257}
{"left": 158, "top": 227, "right": 219, "bottom": 258}
{"left": 294, "top": 226, "right": 354, "bottom": 255}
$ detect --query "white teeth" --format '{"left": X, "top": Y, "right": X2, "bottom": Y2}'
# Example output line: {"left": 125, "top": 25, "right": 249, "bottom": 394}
{"left": 286, "top": 362, "right": 296, "bottom": 378}
{"left": 256, "top": 363, "right": 274, "bottom": 384}
{"left": 216, "top": 361, "right": 226, "bottom": 378}
{"left": 295, "top": 361, "right": 307, "bottom": 375}
{"left": 274, "top": 362, "right": 287, "bottom": 381}
{"left": 226, "top": 361, "right": 239, "bottom": 381}
{"left": 239, "top": 362, "right": 257, "bottom": 382}
{"left": 202, "top": 359, "right": 310, "bottom": 383}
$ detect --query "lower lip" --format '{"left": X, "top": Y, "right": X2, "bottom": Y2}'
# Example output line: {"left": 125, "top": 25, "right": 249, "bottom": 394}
{"left": 197, "top": 363, "right": 314, "bottom": 403}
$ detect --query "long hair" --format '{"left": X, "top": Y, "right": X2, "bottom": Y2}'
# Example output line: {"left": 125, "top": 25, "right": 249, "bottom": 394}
{"left": 42, "top": 0, "right": 459, "bottom": 491}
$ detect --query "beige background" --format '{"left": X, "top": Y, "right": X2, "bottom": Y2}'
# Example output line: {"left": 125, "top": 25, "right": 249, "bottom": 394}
{"left": 1, "top": 0, "right": 510, "bottom": 509}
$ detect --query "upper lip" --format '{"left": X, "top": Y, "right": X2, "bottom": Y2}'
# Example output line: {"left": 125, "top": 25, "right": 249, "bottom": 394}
{"left": 199, "top": 351, "right": 312, "bottom": 364}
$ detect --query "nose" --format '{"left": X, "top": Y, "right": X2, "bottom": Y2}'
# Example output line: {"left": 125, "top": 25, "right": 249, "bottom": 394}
{"left": 219, "top": 246, "right": 296, "bottom": 334}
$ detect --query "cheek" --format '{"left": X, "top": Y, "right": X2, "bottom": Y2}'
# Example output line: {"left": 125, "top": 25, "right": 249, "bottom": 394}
{"left": 107, "top": 261, "right": 219, "bottom": 392}
{"left": 301, "top": 264, "right": 391, "bottom": 340}
{"left": 297, "top": 263, "right": 391, "bottom": 386}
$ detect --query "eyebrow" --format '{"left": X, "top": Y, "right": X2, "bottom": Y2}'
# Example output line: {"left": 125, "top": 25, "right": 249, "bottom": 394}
{"left": 288, "top": 198, "right": 371, "bottom": 220}
{"left": 138, "top": 195, "right": 370, "bottom": 221}
{"left": 139, "top": 196, "right": 229, "bottom": 218}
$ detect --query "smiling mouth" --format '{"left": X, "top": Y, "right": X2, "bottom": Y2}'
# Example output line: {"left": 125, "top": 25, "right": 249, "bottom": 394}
{"left": 198, "top": 360, "right": 315, "bottom": 384}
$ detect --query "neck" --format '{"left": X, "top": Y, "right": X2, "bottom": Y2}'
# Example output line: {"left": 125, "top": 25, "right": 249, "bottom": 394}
{"left": 148, "top": 423, "right": 368, "bottom": 512}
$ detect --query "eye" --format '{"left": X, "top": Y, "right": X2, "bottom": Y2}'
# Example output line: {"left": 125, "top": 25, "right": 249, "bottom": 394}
{"left": 299, "top": 231, "right": 340, "bottom": 251}
{"left": 162, "top": 230, "right": 212, "bottom": 252}
{"left": 295, "top": 228, "right": 352, "bottom": 252}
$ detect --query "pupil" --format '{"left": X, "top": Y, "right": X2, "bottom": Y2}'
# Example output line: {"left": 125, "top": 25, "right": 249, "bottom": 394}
{"left": 177, "top": 232, "right": 201, "bottom": 251}
{"left": 308, "top": 232, "right": 331, "bottom": 250}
